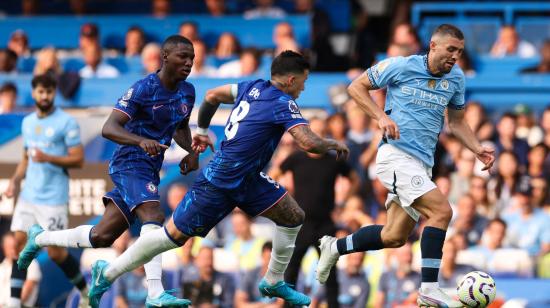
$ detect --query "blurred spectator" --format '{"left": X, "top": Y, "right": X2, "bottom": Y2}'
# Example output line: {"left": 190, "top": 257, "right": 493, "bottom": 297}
{"left": 217, "top": 47, "right": 262, "bottom": 78}
{"left": 457, "top": 49, "right": 475, "bottom": 77}
{"left": 273, "top": 22, "right": 300, "bottom": 56}
{"left": 313, "top": 252, "right": 370, "bottom": 308}
{"left": 166, "top": 182, "right": 188, "bottom": 213}
{"left": 206, "top": 0, "right": 226, "bottom": 16}
{"left": 339, "top": 195, "right": 373, "bottom": 232}
{"left": 182, "top": 246, "right": 236, "bottom": 307}
{"left": 115, "top": 265, "right": 148, "bottom": 308}
{"left": 33, "top": 47, "right": 81, "bottom": 99}
{"left": 448, "top": 148, "right": 476, "bottom": 205}
{"left": 531, "top": 177, "right": 549, "bottom": 208}
{"left": 279, "top": 116, "right": 359, "bottom": 307}
{"left": 224, "top": 210, "right": 265, "bottom": 271}
{"left": 503, "top": 186, "right": 550, "bottom": 257}
{"left": 214, "top": 32, "right": 241, "bottom": 59}
{"left": 152, "top": 0, "right": 170, "bottom": 17}
{"left": 514, "top": 104, "right": 544, "bottom": 146}
{"left": 245, "top": 0, "right": 286, "bottom": 19}
{"left": 527, "top": 143, "right": 549, "bottom": 179}
{"left": 386, "top": 42, "right": 416, "bottom": 57}
{"left": 22, "top": 0, "right": 38, "bottom": 15}
{"left": 0, "top": 82, "right": 17, "bottom": 114}
{"left": 345, "top": 103, "right": 377, "bottom": 181}
{"left": 490, "top": 25, "right": 537, "bottom": 58}
{"left": 70, "top": 0, "right": 87, "bottom": 15}
{"left": 327, "top": 112, "right": 348, "bottom": 143}
{"left": 469, "top": 176, "right": 497, "bottom": 219}
{"left": 0, "top": 48, "right": 18, "bottom": 74}
{"left": 494, "top": 112, "right": 530, "bottom": 170}
{"left": 522, "top": 40, "right": 550, "bottom": 73}
{"left": 189, "top": 40, "right": 217, "bottom": 77}
{"left": 79, "top": 43, "right": 120, "bottom": 78}
{"left": 0, "top": 232, "right": 41, "bottom": 307}
{"left": 79, "top": 23, "right": 100, "bottom": 52}
{"left": 450, "top": 194, "right": 488, "bottom": 247}
{"left": 125, "top": 26, "right": 146, "bottom": 57}
{"left": 464, "top": 101, "right": 494, "bottom": 142}
{"left": 439, "top": 240, "right": 476, "bottom": 290}
{"left": 141, "top": 42, "right": 161, "bottom": 74}
{"left": 234, "top": 242, "right": 284, "bottom": 307}
{"left": 7, "top": 30, "right": 30, "bottom": 57}
{"left": 488, "top": 151, "right": 528, "bottom": 214}
{"left": 390, "top": 23, "right": 421, "bottom": 55}
{"left": 374, "top": 242, "right": 420, "bottom": 308}
{"left": 179, "top": 22, "right": 200, "bottom": 43}
{"left": 542, "top": 107, "right": 550, "bottom": 149}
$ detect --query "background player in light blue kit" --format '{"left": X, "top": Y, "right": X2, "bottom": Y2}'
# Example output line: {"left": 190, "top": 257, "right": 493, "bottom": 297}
{"left": 4, "top": 74, "right": 88, "bottom": 307}
{"left": 84, "top": 50, "right": 350, "bottom": 307}
{"left": 315, "top": 24, "right": 496, "bottom": 307}
{"left": 17, "top": 35, "right": 197, "bottom": 307}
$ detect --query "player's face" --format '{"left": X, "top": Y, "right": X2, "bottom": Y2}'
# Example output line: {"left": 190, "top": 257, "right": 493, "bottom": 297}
{"left": 288, "top": 69, "right": 309, "bottom": 99}
{"left": 165, "top": 43, "right": 194, "bottom": 80}
{"left": 431, "top": 35, "right": 464, "bottom": 74}
{"left": 32, "top": 84, "right": 55, "bottom": 112}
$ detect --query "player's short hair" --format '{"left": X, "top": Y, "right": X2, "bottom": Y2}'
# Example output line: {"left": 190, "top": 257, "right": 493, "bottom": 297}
{"left": 161, "top": 35, "right": 192, "bottom": 52}
{"left": 32, "top": 74, "right": 57, "bottom": 89}
{"left": 432, "top": 24, "right": 464, "bottom": 40}
{"left": 271, "top": 50, "right": 310, "bottom": 77}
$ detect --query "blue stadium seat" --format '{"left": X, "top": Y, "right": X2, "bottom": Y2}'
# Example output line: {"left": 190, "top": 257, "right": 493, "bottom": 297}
{"left": 516, "top": 17, "right": 550, "bottom": 50}
{"left": 0, "top": 114, "right": 24, "bottom": 145}
{"left": 473, "top": 55, "right": 540, "bottom": 75}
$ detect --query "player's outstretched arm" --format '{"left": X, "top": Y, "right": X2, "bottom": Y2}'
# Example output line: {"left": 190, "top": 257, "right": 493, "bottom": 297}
{"left": 102, "top": 110, "right": 168, "bottom": 156}
{"left": 448, "top": 108, "right": 495, "bottom": 171}
{"left": 348, "top": 73, "right": 400, "bottom": 140}
{"left": 288, "top": 125, "right": 349, "bottom": 159}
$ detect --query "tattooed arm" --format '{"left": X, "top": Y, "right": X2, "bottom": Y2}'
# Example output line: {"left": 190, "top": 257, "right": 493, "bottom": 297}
{"left": 288, "top": 125, "right": 349, "bottom": 158}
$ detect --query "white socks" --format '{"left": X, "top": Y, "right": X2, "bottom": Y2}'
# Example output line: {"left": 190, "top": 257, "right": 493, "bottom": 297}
{"left": 104, "top": 227, "right": 178, "bottom": 282}
{"left": 264, "top": 224, "right": 301, "bottom": 285}
{"left": 140, "top": 224, "right": 164, "bottom": 299}
{"left": 421, "top": 282, "right": 439, "bottom": 291}
{"left": 35, "top": 225, "right": 93, "bottom": 248}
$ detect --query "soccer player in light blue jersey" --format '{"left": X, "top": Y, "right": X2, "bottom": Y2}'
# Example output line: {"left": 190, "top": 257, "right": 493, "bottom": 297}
{"left": 82, "top": 50, "right": 349, "bottom": 307}
{"left": 316, "top": 24, "right": 496, "bottom": 307}
{"left": 4, "top": 74, "right": 88, "bottom": 308}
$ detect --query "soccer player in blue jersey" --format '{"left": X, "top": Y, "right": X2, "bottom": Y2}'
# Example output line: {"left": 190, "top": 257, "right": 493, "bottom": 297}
{"left": 82, "top": 50, "right": 349, "bottom": 307}
{"left": 17, "top": 35, "right": 197, "bottom": 307}
{"left": 316, "top": 24, "right": 496, "bottom": 307}
{"left": 4, "top": 74, "right": 88, "bottom": 308}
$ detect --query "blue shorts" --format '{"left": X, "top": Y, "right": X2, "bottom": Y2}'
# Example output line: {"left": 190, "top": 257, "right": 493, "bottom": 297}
{"left": 103, "top": 168, "right": 160, "bottom": 225}
{"left": 173, "top": 172, "right": 287, "bottom": 237}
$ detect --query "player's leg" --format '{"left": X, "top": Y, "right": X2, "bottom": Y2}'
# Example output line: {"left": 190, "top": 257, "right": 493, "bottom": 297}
{"left": 283, "top": 221, "right": 314, "bottom": 287}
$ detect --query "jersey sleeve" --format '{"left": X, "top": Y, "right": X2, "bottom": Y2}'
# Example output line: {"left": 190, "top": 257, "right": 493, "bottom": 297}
{"left": 365, "top": 56, "right": 406, "bottom": 89}
{"left": 64, "top": 117, "right": 81, "bottom": 148}
{"left": 113, "top": 82, "right": 144, "bottom": 119}
{"left": 272, "top": 97, "right": 308, "bottom": 131}
{"left": 448, "top": 72, "right": 466, "bottom": 110}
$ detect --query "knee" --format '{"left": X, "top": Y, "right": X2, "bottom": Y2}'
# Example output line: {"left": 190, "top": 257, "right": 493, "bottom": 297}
{"left": 47, "top": 247, "right": 67, "bottom": 263}
{"left": 89, "top": 229, "right": 117, "bottom": 248}
{"left": 381, "top": 228, "right": 407, "bottom": 248}
{"left": 432, "top": 202, "right": 453, "bottom": 227}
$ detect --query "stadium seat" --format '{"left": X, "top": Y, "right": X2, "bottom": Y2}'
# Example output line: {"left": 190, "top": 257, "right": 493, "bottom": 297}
{"left": 516, "top": 17, "right": 550, "bottom": 50}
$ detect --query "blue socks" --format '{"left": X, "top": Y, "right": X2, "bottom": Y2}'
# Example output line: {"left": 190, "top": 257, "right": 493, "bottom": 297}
{"left": 336, "top": 225, "right": 384, "bottom": 255}
{"left": 420, "top": 226, "right": 446, "bottom": 283}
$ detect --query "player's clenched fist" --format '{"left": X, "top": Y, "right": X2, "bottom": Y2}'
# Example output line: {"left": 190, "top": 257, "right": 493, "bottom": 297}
{"left": 378, "top": 115, "right": 400, "bottom": 140}
{"left": 139, "top": 139, "right": 169, "bottom": 156}
{"left": 179, "top": 153, "right": 199, "bottom": 175}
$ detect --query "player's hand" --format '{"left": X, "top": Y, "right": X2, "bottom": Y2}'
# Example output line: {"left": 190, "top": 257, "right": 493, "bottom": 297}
{"left": 139, "top": 139, "right": 169, "bottom": 157}
{"left": 179, "top": 152, "right": 199, "bottom": 175}
{"left": 192, "top": 134, "right": 214, "bottom": 153}
{"left": 332, "top": 141, "right": 350, "bottom": 160}
{"left": 3, "top": 179, "right": 20, "bottom": 199}
{"left": 30, "top": 148, "right": 50, "bottom": 163}
{"left": 475, "top": 145, "right": 496, "bottom": 171}
{"left": 378, "top": 115, "right": 400, "bottom": 140}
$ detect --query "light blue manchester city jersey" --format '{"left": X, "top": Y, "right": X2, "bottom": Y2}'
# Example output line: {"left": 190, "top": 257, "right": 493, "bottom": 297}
{"left": 366, "top": 55, "right": 465, "bottom": 167}
{"left": 20, "top": 108, "right": 81, "bottom": 205}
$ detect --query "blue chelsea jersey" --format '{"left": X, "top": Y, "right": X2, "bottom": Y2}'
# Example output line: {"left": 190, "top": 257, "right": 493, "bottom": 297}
{"left": 366, "top": 55, "right": 466, "bottom": 167}
{"left": 203, "top": 79, "right": 308, "bottom": 189}
{"left": 109, "top": 73, "right": 195, "bottom": 173}
{"left": 21, "top": 108, "right": 81, "bottom": 205}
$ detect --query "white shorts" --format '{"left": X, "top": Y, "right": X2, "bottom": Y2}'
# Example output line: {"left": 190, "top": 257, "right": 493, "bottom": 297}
{"left": 10, "top": 198, "right": 68, "bottom": 232}
{"left": 375, "top": 143, "right": 437, "bottom": 222}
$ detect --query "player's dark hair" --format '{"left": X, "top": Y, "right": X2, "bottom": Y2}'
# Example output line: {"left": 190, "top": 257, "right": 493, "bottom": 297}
{"left": 32, "top": 74, "right": 57, "bottom": 89}
{"left": 161, "top": 35, "right": 192, "bottom": 52}
{"left": 271, "top": 50, "right": 310, "bottom": 77}
{"left": 433, "top": 24, "right": 464, "bottom": 40}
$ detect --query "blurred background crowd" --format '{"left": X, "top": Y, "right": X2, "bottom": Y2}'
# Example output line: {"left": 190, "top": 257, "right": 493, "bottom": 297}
{"left": 0, "top": 0, "right": 550, "bottom": 307}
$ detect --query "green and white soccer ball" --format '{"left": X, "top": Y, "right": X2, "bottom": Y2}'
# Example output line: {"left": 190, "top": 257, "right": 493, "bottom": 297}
{"left": 457, "top": 271, "right": 496, "bottom": 307}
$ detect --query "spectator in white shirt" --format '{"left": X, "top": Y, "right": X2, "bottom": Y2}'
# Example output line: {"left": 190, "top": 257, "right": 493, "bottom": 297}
{"left": 79, "top": 43, "right": 120, "bottom": 78}
{"left": 244, "top": 0, "right": 286, "bottom": 19}
{"left": 491, "top": 25, "right": 537, "bottom": 58}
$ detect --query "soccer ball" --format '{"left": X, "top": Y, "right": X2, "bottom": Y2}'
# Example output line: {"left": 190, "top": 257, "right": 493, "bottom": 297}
{"left": 456, "top": 271, "right": 496, "bottom": 307}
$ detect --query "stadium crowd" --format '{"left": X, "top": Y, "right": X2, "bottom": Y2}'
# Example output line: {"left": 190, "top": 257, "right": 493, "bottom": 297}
{"left": 0, "top": 0, "right": 550, "bottom": 307}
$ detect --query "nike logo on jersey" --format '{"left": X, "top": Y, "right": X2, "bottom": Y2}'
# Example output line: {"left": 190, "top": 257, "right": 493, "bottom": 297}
{"left": 152, "top": 104, "right": 163, "bottom": 110}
